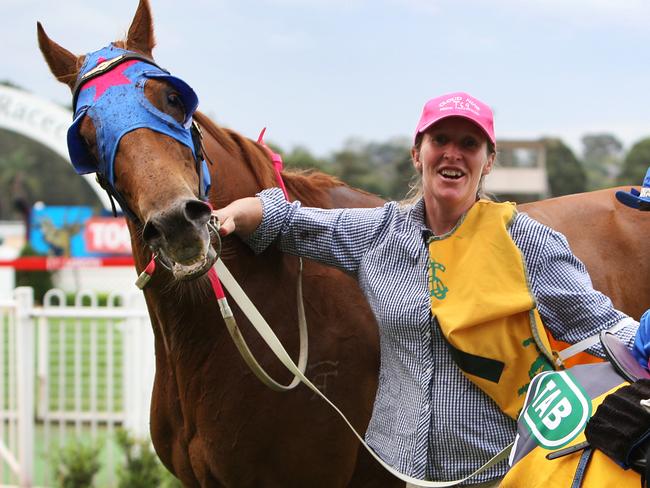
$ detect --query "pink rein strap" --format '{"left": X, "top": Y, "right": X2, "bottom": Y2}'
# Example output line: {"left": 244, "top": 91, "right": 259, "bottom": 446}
{"left": 257, "top": 127, "right": 289, "bottom": 200}
{"left": 208, "top": 128, "right": 290, "bottom": 303}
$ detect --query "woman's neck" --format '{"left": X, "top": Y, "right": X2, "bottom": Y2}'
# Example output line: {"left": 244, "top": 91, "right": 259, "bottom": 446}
{"left": 423, "top": 196, "right": 475, "bottom": 236}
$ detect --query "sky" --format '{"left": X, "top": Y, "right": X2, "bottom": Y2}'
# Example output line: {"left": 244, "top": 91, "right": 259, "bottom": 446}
{"left": 3, "top": 0, "right": 650, "bottom": 158}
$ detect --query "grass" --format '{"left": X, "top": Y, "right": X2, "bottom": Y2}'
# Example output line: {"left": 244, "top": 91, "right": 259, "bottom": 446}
{"left": 43, "top": 319, "right": 124, "bottom": 412}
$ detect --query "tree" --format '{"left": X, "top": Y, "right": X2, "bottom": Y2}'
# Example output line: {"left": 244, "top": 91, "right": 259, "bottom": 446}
{"left": 541, "top": 138, "right": 587, "bottom": 197}
{"left": 0, "top": 129, "right": 101, "bottom": 220}
{"left": 392, "top": 151, "right": 417, "bottom": 201}
{"left": 331, "top": 137, "right": 412, "bottom": 199}
{"left": 278, "top": 145, "right": 333, "bottom": 173}
{"left": 0, "top": 148, "right": 42, "bottom": 220}
{"left": 581, "top": 133, "right": 623, "bottom": 190}
{"left": 618, "top": 137, "right": 650, "bottom": 186}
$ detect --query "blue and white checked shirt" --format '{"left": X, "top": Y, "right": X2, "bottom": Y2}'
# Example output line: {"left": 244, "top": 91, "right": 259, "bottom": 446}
{"left": 245, "top": 187, "right": 639, "bottom": 485}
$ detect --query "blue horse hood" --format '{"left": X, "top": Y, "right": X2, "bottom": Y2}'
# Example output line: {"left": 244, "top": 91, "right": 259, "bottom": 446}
{"left": 67, "top": 43, "right": 209, "bottom": 198}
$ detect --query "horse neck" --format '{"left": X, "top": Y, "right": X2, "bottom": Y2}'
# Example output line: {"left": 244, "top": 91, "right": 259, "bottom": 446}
{"left": 193, "top": 113, "right": 276, "bottom": 205}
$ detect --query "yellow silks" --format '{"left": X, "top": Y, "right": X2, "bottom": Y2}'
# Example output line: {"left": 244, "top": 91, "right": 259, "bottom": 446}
{"left": 428, "top": 200, "right": 556, "bottom": 419}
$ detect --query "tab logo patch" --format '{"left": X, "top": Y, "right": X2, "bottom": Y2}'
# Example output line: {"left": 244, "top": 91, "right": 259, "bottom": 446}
{"left": 523, "top": 371, "right": 591, "bottom": 449}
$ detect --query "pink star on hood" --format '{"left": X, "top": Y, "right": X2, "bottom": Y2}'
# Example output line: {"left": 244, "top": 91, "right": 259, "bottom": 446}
{"left": 81, "top": 58, "right": 138, "bottom": 101}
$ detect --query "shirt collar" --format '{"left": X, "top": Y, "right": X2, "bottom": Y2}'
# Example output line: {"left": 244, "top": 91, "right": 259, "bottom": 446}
{"left": 405, "top": 198, "right": 433, "bottom": 241}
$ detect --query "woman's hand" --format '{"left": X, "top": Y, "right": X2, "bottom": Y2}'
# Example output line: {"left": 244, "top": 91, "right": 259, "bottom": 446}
{"left": 213, "top": 197, "right": 263, "bottom": 238}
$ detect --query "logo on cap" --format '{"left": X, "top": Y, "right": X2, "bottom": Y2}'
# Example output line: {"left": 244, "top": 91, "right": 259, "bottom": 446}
{"left": 438, "top": 95, "right": 481, "bottom": 116}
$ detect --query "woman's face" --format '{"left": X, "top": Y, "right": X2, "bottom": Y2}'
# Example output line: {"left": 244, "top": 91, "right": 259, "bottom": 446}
{"left": 412, "top": 116, "right": 495, "bottom": 214}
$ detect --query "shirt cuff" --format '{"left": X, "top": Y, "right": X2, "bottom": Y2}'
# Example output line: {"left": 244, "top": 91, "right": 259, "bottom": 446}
{"left": 243, "top": 187, "right": 297, "bottom": 254}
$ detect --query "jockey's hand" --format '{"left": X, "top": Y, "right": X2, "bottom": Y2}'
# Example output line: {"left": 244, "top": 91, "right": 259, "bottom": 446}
{"left": 212, "top": 197, "right": 263, "bottom": 238}
{"left": 633, "top": 310, "right": 650, "bottom": 370}
{"left": 584, "top": 379, "right": 650, "bottom": 473}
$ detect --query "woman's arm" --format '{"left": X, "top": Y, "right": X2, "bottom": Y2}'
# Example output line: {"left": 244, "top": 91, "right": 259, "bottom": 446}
{"left": 215, "top": 188, "right": 391, "bottom": 274}
{"left": 513, "top": 213, "right": 639, "bottom": 357}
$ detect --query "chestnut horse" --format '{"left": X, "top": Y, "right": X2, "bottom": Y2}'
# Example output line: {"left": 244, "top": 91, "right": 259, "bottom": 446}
{"left": 38, "top": 1, "right": 649, "bottom": 486}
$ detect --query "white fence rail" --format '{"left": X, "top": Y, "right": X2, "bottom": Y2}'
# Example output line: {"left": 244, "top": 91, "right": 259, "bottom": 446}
{"left": 0, "top": 287, "right": 154, "bottom": 487}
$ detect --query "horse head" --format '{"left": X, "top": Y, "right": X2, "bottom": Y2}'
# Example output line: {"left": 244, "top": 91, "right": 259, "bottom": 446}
{"left": 37, "top": 0, "right": 216, "bottom": 280}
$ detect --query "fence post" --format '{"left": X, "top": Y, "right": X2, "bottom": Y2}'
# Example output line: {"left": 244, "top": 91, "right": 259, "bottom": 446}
{"left": 122, "top": 293, "right": 154, "bottom": 439}
{"left": 14, "top": 287, "right": 34, "bottom": 488}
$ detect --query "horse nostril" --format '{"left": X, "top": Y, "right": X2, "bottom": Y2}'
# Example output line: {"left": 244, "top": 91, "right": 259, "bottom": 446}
{"left": 142, "top": 220, "right": 163, "bottom": 247}
{"left": 183, "top": 200, "right": 212, "bottom": 226}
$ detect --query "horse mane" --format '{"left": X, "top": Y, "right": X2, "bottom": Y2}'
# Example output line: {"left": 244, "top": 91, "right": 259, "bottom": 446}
{"left": 192, "top": 112, "right": 348, "bottom": 207}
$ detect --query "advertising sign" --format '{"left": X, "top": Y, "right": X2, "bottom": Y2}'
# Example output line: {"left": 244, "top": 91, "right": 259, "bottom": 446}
{"left": 30, "top": 206, "right": 131, "bottom": 257}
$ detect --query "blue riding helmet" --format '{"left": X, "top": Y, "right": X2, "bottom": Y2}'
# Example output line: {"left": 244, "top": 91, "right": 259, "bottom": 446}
{"left": 616, "top": 167, "right": 650, "bottom": 210}
{"left": 67, "top": 43, "right": 211, "bottom": 211}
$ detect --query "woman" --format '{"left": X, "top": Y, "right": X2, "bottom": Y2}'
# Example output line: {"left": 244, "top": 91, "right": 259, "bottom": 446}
{"left": 214, "top": 92, "right": 640, "bottom": 486}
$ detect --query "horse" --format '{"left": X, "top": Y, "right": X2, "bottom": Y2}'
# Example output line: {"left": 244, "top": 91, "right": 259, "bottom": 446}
{"left": 37, "top": 1, "right": 650, "bottom": 486}
{"left": 520, "top": 190, "right": 650, "bottom": 321}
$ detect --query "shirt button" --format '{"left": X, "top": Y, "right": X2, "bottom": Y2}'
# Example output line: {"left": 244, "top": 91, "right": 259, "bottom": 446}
{"left": 426, "top": 367, "right": 432, "bottom": 375}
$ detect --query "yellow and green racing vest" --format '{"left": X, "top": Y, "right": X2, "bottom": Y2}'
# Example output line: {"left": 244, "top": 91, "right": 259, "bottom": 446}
{"left": 427, "top": 200, "right": 601, "bottom": 419}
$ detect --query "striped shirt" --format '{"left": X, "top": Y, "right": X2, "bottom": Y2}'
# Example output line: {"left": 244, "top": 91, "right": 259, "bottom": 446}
{"left": 245, "top": 187, "right": 638, "bottom": 485}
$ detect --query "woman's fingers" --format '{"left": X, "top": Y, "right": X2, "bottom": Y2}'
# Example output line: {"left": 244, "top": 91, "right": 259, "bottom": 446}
{"left": 213, "top": 197, "right": 262, "bottom": 237}
{"left": 218, "top": 216, "right": 236, "bottom": 236}
{"left": 213, "top": 211, "right": 235, "bottom": 236}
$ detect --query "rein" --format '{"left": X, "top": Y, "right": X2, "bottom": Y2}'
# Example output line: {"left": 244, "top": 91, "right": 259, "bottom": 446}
{"left": 203, "top": 131, "right": 310, "bottom": 391}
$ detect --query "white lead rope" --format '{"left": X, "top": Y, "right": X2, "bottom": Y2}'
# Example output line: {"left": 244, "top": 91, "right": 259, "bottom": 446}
{"left": 215, "top": 257, "right": 308, "bottom": 391}
{"left": 214, "top": 257, "right": 512, "bottom": 487}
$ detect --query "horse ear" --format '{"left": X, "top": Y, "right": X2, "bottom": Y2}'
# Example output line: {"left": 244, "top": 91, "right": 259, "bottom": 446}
{"left": 37, "top": 22, "right": 80, "bottom": 89}
{"left": 126, "top": 0, "right": 156, "bottom": 57}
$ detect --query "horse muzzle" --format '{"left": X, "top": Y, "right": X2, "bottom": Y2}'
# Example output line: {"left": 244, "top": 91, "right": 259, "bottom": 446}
{"left": 142, "top": 198, "right": 218, "bottom": 281}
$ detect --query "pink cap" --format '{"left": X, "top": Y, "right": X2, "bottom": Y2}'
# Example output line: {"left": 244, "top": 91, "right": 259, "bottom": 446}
{"left": 414, "top": 92, "right": 495, "bottom": 145}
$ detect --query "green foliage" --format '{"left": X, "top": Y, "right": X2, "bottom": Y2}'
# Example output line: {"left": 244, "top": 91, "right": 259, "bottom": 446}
{"left": 51, "top": 440, "right": 102, "bottom": 488}
{"left": 581, "top": 133, "right": 623, "bottom": 190}
{"left": 281, "top": 145, "right": 332, "bottom": 173}
{"left": 115, "top": 429, "right": 179, "bottom": 488}
{"left": 331, "top": 138, "right": 412, "bottom": 199}
{"left": 541, "top": 138, "right": 587, "bottom": 197}
{"left": 64, "top": 292, "right": 113, "bottom": 306}
{"left": 14, "top": 243, "right": 54, "bottom": 304}
{"left": 269, "top": 138, "right": 413, "bottom": 199}
{"left": 617, "top": 138, "right": 650, "bottom": 186}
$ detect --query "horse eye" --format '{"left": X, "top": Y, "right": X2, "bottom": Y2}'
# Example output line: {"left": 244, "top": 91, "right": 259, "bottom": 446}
{"left": 165, "top": 91, "right": 186, "bottom": 123}
{"left": 167, "top": 92, "right": 183, "bottom": 108}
